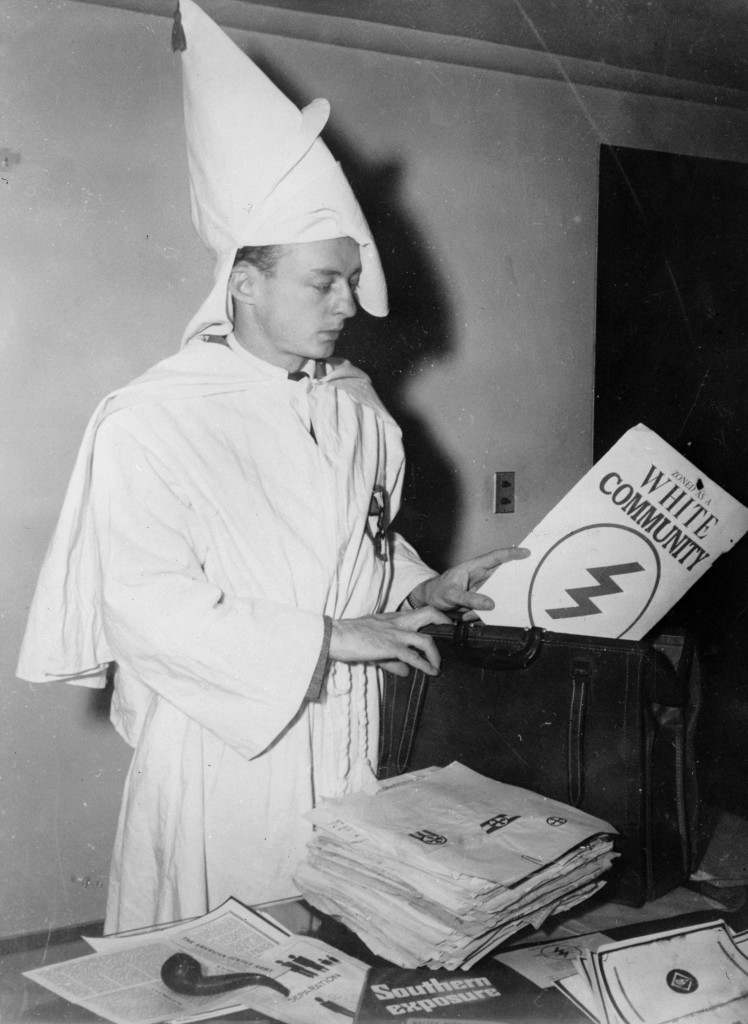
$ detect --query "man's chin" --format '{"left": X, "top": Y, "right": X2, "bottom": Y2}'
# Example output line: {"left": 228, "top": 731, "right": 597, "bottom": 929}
{"left": 313, "top": 334, "right": 339, "bottom": 355}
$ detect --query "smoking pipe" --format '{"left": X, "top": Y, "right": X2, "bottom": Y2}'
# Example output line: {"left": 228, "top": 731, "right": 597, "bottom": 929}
{"left": 160, "top": 952, "right": 290, "bottom": 997}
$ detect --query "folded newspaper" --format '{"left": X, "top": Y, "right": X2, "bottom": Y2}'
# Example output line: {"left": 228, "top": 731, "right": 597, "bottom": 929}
{"left": 555, "top": 919, "right": 748, "bottom": 1023}
{"left": 478, "top": 423, "right": 748, "bottom": 639}
{"left": 295, "top": 762, "right": 617, "bottom": 970}
{"left": 24, "top": 898, "right": 368, "bottom": 1024}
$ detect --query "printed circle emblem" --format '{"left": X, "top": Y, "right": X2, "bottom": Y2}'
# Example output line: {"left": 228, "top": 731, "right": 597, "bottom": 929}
{"left": 528, "top": 524, "right": 661, "bottom": 639}
{"left": 666, "top": 969, "right": 698, "bottom": 994}
{"left": 481, "top": 814, "right": 519, "bottom": 834}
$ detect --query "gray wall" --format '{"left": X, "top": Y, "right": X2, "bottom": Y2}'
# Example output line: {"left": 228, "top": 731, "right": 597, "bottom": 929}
{"left": 2, "top": 0, "right": 747, "bottom": 936}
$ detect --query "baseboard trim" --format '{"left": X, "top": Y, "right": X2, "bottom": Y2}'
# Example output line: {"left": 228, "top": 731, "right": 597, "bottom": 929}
{"left": 0, "top": 920, "right": 105, "bottom": 955}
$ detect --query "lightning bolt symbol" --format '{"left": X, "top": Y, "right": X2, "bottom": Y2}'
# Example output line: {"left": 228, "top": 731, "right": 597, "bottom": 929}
{"left": 546, "top": 562, "right": 645, "bottom": 619}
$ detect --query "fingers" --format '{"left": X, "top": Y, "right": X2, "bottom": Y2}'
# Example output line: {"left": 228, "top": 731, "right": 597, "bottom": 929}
{"left": 465, "top": 546, "right": 530, "bottom": 575}
{"left": 329, "top": 612, "right": 444, "bottom": 676}
{"left": 422, "top": 581, "right": 494, "bottom": 615}
{"left": 460, "top": 609, "right": 481, "bottom": 622}
{"left": 457, "top": 591, "right": 495, "bottom": 611}
{"left": 506, "top": 545, "right": 531, "bottom": 560}
{"left": 395, "top": 605, "right": 452, "bottom": 629}
{"left": 381, "top": 660, "right": 411, "bottom": 677}
{"left": 402, "top": 630, "right": 442, "bottom": 675}
{"left": 379, "top": 626, "right": 442, "bottom": 676}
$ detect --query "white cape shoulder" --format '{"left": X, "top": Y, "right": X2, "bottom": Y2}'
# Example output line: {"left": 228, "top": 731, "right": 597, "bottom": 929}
{"left": 16, "top": 342, "right": 285, "bottom": 686}
{"left": 323, "top": 357, "right": 397, "bottom": 426}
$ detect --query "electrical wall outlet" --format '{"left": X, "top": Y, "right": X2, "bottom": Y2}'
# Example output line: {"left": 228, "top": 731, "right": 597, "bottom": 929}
{"left": 493, "top": 471, "right": 515, "bottom": 513}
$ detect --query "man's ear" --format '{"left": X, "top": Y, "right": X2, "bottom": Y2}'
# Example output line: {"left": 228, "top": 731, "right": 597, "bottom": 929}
{"left": 228, "top": 264, "right": 262, "bottom": 305}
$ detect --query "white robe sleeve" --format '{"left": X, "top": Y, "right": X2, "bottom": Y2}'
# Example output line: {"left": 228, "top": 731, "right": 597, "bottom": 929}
{"left": 90, "top": 415, "right": 325, "bottom": 760}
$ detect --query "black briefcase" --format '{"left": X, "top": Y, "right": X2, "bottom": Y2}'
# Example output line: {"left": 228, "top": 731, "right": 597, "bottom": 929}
{"left": 378, "top": 623, "right": 700, "bottom": 906}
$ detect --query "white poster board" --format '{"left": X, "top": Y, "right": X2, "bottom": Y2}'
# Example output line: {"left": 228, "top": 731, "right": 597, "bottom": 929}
{"left": 479, "top": 424, "right": 748, "bottom": 639}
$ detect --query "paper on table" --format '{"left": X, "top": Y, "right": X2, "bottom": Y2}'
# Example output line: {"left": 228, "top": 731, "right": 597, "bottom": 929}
{"left": 555, "top": 972, "right": 600, "bottom": 1022}
{"left": 25, "top": 898, "right": 367, "bottom": 1024}
{"left": 494, "top": 932, "right": 610, "bottom": 989}
{"left": 478, "top": 424, "right": 748, "bottom": 639}
{"left": 83, "top": 898, "right": 291, "bottom": 954}
{"left": 569, "top": 919, "right": 748, "bottom": 1024}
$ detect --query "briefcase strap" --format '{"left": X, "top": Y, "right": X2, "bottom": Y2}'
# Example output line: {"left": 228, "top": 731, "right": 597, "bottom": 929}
{"left": 568, "top": 658, "right": 591, "bottom": 806}
{"left": 378, "top": 670, "right": 430, "bottom": 779}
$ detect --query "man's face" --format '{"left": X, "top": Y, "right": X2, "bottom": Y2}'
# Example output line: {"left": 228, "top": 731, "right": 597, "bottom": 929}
{"left": 234, "top": 236, "right": 362, "bottom": 371}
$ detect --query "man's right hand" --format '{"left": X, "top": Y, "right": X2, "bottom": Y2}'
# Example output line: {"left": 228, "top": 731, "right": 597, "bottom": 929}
{"left": 329, "top": 606, "right": 451, "bottom": 678}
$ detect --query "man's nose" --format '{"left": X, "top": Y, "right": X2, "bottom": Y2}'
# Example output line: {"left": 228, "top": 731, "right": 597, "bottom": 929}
{"left": 333, "top": 281, "right": 357, "bottom": 319}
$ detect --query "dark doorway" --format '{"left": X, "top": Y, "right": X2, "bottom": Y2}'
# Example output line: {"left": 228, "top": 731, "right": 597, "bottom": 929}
{"left": 594, "top": 145, "right": 748, "bottom": 814}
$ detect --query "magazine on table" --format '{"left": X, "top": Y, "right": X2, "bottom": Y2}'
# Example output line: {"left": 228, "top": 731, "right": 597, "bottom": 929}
{"left": 24, "top": 897, "right": 368, "bottom": 1024}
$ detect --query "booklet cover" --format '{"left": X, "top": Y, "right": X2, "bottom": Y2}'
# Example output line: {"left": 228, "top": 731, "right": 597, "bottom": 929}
{"left": 478, "top": 424, "right": 748, "bottom": 639}
{"left": 354, "top": 962, "right": 514, "bottom": 1023}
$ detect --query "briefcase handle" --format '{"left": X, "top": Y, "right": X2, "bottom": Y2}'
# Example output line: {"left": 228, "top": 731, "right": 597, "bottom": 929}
{"left": 452, "top": 623, "right": 544, "bottom": 669}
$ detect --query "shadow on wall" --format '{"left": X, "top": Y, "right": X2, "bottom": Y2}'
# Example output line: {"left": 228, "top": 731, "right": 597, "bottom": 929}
{"left": 251, "top": 52, "right": 461, "bottom": 573}
{"left": 339, "top": 160, "right": 459, "bottom": 574}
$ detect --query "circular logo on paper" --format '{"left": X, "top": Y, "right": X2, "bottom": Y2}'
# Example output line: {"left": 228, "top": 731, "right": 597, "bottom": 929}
{"left": 528, "top": 524, "right": 661, "bottom": 639}
{"left": 480, "top": 814, "right": 519, "bottom": 834}
{"left": 666, "top": 969, "right": 698, "bottom": 994}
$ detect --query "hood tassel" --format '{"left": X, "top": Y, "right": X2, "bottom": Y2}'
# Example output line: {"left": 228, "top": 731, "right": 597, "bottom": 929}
{"left": 171, "top": 3, "right": 187, "bottom": 52}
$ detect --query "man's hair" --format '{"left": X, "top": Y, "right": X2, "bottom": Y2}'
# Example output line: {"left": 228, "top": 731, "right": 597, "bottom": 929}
{"left": 233, "top": 244, "right": 285, "bottom": 275}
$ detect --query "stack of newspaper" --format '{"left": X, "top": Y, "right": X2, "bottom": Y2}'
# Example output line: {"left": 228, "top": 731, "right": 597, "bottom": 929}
{"left": 295, "top": 762, "right": 617, "bottom": 970}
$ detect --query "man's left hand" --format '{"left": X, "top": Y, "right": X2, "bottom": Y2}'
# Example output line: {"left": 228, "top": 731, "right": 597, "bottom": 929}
{"left": 407, "top": 547, "right": 530, "bottom": 620}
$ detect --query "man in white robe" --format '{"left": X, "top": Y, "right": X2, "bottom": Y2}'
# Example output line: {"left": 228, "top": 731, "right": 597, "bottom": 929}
{"left": 17, "top": 1, "right": 526, "bottom": 933}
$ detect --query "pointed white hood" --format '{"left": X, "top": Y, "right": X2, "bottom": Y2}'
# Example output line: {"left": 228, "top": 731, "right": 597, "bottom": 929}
{"left": 174, "top": 0, "right": 388, "bottom": 345}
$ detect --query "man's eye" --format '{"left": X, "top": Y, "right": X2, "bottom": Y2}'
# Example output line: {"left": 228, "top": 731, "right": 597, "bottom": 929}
{"left": 313, "top": 282, "right": 333, "bottom": 293}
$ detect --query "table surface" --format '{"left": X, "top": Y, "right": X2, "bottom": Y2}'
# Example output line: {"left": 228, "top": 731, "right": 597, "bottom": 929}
{"left": 4, "top": 890, "right": 744, "bottom": 1024}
